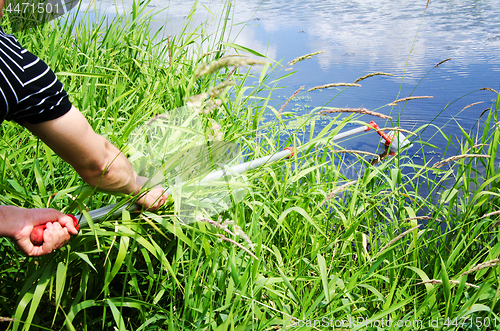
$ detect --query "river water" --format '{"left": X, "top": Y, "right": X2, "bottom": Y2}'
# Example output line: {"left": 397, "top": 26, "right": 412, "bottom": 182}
{"left": 82, "top": 0, "right": 500, "bottom": 160}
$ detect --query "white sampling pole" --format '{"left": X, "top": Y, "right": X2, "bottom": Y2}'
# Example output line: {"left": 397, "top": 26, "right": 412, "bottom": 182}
{"left": 71, "top": 120, "right": 409, "bottom": 227}
{"left": 74, "top": 147, "right": 296, "bottom": 226}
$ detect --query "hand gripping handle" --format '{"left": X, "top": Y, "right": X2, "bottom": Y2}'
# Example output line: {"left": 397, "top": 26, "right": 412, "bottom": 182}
{"left": 30, "top": 214, "right": 80, "bottom": 246}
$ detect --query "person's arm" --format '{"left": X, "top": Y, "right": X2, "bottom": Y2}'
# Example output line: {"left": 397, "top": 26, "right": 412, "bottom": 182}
{"left": 0, "top": 206, "right": 78, "bottom": 256}
{"left": 24, "top": 106, "right": 168, "bottom": 210}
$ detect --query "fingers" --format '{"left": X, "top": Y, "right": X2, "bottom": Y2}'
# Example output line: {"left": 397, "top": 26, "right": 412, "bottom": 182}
{"left": 24, "top": 221, "right": 71, "bottom": 256}
{"left": 137, "top": 187, "right": 168, "bottom": 211}
{"left": 34, "top": 210, "right": 79, "bottom": 236}
{"left": 50, "top": 222, "right": 70, "bottom": 247}
{"left": 58, "top": 214, "right": 79, "bottom": 235}
{"left": 151, "top": 189, "right": 169, "bottom": 209}
{"left": 20, "top": 209, "right": 78, "bottom": 256}
{"left": 38, "top": 222, "right": 68, "bottom": 255}
{"left": 153, "top": 188, "right": 169, "bottom": 209}
{"left": 30, "top": 208, "right": 68, "bottom": 225}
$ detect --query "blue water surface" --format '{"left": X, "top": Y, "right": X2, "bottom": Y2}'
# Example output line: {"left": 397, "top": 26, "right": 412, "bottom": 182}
{"left": 83, "top": 0, "right": 500, "bottom": 161}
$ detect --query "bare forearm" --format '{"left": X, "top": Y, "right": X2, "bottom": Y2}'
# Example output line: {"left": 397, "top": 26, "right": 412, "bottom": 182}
{"left": 25, "top": 106, "right": 168, "bottom": 210}
{"left": 25, "top": 108, "right": 139, "bottom": 195}
{"left": 81, "top": 141, "right": 167, "bottom": 209}
{"left": 0, "top": 205, "right": 21, "bottom": 237}
{"left": 80, "top": 135, "right": 140, "bottom": 195}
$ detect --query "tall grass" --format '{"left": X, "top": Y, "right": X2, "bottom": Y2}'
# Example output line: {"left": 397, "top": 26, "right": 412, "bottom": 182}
{"left": 0, "top": 1, "right": 499, "bottom": 330}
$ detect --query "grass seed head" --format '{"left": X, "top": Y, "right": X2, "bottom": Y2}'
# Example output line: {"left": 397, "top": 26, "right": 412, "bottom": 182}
{"left": 216, "top": 234, "right": 258, "bottom": 260}
{"left": 307, "top": 83, "right": 361, "bottom": 92}
{"left": 378, "top": 225, "right": 421, "bottom": 254}
{"left": 480, "top": 87, "right": 499, "bottom": 94}
{"left": 435, "top": 58, "right": 452, "bottom": 67}
{"left": 277, "top": 85, "right": 305, "bottom": 117}
{"left": 319, "top": 107, "right": 392, "bottom": 119}
{"left": 481, "top": 210, "right": 500, "bottom": 220}
{"left": 389, "top": 96, "right": 433, "bottom": 106}
{"left": 461, "top": 259, "right": 499, "bottom": 276}
{"left": 416, "top": 279, "right": 479, "bottom": 288}
{"left": 197, "top": 216, "right": 256, "bottom": 252}
{"left": 432, "top": 154, "right": 491, "bottom": 168}
{"left": 187, "top": 92, "right": 209, "bottom": 112}
{"left": 288, "top": 50, "right": 325, "bottom": 66}
{"left": 209, "top": 80, "right": 236, "bottom": 98}
{"left": 353, "top": 72, "right": 394, "bottom": 83}
{"left": 195, "top": 57, "right": 268, "bottom": 78}
{"left": 461, "top": 101, "right": 484, "bottom": 111}
{"left": 322, "top": 180, "right": 357, "bottom": 205}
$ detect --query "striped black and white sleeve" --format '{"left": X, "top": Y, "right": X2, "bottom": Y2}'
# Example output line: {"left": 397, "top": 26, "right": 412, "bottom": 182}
{"left": 0, "top": 27, "right": 72, "bottom": 124}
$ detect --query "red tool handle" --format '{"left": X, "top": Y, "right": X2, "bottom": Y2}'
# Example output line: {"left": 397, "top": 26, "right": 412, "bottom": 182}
{"left": 368, "top": 121, "right": 393, "bottom": 146}
{"left": 30, "top": 214, "right": 80, "bottom": 246}
{"left": 283, "top": 146, "right": 296, "bottom": 158}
